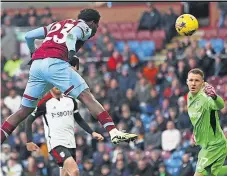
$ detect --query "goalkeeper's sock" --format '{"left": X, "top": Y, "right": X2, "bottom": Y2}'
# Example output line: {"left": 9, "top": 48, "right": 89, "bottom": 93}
{"left": 1, "top": 121, "right": 16, "bottom": 144}
{"left": 97, "top": 111, "right": 116, "bottom": 132}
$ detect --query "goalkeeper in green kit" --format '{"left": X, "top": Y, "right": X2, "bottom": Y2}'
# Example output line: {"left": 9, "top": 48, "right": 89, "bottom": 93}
{"left": 187, "top": 68, "right": 227, "bottom": 176}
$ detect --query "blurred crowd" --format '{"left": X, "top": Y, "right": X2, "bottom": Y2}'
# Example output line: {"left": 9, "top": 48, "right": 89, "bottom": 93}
{"left": 1, "top": 6, "right": 227, "bottom": 176}
{"left": 138, "top": 4, "right": 178, "bottom": 42}
{"left": 1, "top": 6, "right": 57, "bottom": 29}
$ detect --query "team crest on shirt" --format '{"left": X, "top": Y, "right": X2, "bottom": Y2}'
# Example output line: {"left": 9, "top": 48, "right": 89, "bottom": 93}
{"left": 60, "top": 152, "right": 65, "bottom": 158}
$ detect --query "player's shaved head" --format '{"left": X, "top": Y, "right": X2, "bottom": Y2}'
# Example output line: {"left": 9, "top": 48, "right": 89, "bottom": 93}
{"left": 187, "top": 68, "right": 205, "bottom": 95}
{"left": 188, "top": 68, "right": 204, "bottom": 80}
{"left": 78, "top": 8, "right": 100, "bottom": 23}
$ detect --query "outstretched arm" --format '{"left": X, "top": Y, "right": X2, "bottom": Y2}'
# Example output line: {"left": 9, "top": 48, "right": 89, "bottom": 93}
{"left": 204, "top": 83, "right": 225, "bottom": 110}
{"left": 25, "top": 105, "right": 46, "bottom": 151}
{"left": 74, "top": 112, "right": 104, "bottom": 141}
{"left": 25, "top": 113, "right": 38, "bottom": 143}
{"left": 25, "top": 27, "right": 46, "bottom": 53}
{"left": 25, "top": 23, "right": 53, "bottom": 53}
{"left": 25, "top": 112, "right": 40, "bottom": 151}
{"left": 74, "top": 111, "right": 93, "bottom": 134}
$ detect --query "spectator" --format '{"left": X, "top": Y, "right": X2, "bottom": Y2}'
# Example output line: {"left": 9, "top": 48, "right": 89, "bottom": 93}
{"left": 4, "top": 89, "right": 21, "bottom": 113}
{"left": 118, "top": 65, "right": 135, "bottom": 94}
{"left": 155, "top": 113, "right": 167, "bottom": 132}
{"left": 157, "top": 164, "right": 171, "bottom": 176}
{"left": 150, "top": 150, "right": 163, "bottom": 175}
{"left": 221, "top": 40, "right": 227, "bottom": 55}
{"left": 81, "top": 159, "right": 99, "bottom": 176}
{"left": 100, "top": 165, "right": 111, "bottom": 176}
{"left": 188, "top": 58, "right": 197, "bottom": 70}
{"left": 42, "top": 7, "right": 52, "bottom": 18}
{"left": 3, "top": 16, "right": 12, "bottom": 27}
{"left": 135, "top": 77, "right": 151, "bottom": 104}
{"left": 176, "top": 60, "right": 189, "bottom": 85}
{"left": 218, "top": 2, "right": 227, "bottom": 28}
{"left": 102, "top": 42, "right": 115, "bottom": 57}
{"left": 12, "top": 10, "right": 24, "bottom": 26}
{"left": 111, "top": 160, "right": 130, "bottom": 176}
{"left": 162, "top": 7, "right": 178, "bottom": 42}
{"left": 107, "top": 50, "right": 123, "bottom": 72}
{"left": 197, "top": 48, "right": 214, "bottom": 78}
{"left": 120, "top": 89, "right": 140, "bottom": 113}
{"left": 144, "top": 121, "right": 162, "bottom": 150}
{"left": 89, "top": 44, "right": 102, "bottom": 59}
{"left": 166, "top": 50, "right": 177, "bottom": 68}
{"left": 168, "top": 107, "right": 178, "bottom": 127}
{"left": 93, "top": 142, "right": 106, "bottom": 168}
{"left": 122, "top": 44, "right": 133, "bottom": 62}
{"left": 131, "top": 118, "right": 145, "bottom": 136}
{"left": 1, "top": 51, "right": 7, "bottom": 71}
{"left": 138, "top": 4, "right": 161, "bottom": 31}
{"left": 177, "top": 105, "right": 192, "bottom": 131}
{"left": 28, "top": 16, "right": 37, "bottom": 27}
{"left": 1, "top": 9, "right": 7, "bottom": 22}
{"left": 179, "top": 153, "right": 194, "bottom": 176}
{"left": 161, "top": 121, "right": 181, "bottom": 152}
{"left": 143, "top": 60, "right": 158, "bottom": 85}
{"left": 146, "top": 88, "right": 161, "bottom": 111}
{"left": 97, "top": 26, "right": 115, "bottom": 50}
{"left": 205, "top": 41, "right": 216, "bottom": 57}
{"left": 2, "top": 158, "right": 23, "bottom": 176}
{"left": 185, "top": 136, "right": 200, "bottom": 161}
{"left": 134, "top": 159, "right": 153, "bottom": 176}
{"left": 85, "top": 64, "right": 104, "bottom": 91}
{"left": 107, "top": 79, "right": 123, "bottom": 108}
{"left": 1, "top": 144, "right": 11, "bottom": 164}
{"left": 119, "top": 104, "right": 135, "bottom": 131}
{"left": 3, "top": 54, "right": 23, "bottom": 77}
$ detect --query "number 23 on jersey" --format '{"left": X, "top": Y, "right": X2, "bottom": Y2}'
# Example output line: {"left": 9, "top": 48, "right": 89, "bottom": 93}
{"left": 43, "top": 23, "right": 74, "bottom": 44}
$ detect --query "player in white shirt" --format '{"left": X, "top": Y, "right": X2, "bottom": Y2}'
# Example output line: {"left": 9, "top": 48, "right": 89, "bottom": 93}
{"left": 25, "top": 87, "right": 104, "bottom": 176}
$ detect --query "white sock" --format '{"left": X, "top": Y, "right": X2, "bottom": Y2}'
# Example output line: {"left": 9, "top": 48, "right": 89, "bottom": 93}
{"left": 109, "top": 128, "right": 119, "bottom": 139}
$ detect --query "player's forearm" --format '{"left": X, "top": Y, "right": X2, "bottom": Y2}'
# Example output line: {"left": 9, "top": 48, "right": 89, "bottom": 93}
{"left": 25, "top": 27, "right": 45, "bottom": 53}
{"left": 25, "top": 114, "right": 37, "bottom": 142}
{"left": 213, "top": 95, "right": 225, "bottom": 110}
{"left": 74, "top": 113, "right": 93, "bottom": 134}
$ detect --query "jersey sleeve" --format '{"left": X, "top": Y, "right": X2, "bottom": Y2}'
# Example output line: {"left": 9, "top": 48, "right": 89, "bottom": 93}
{"left": 65, "top": 22, "right": 92, "bottom": 51}
{"left": 207, "top": 95, "right": 225, "bottom": 110}
{"left": 25, "top": 27, "right": 46, "bottom": 53}
{"left": 76, "top": 22, "right": 92, "bottom": 41}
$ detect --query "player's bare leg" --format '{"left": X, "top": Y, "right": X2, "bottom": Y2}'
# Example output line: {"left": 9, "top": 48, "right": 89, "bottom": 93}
{"left": 78, "top": 89, "right": 138, "bottom": 144}
{"left": 62, "top": 157, "right": 80, "bottom": 176}
{"left": 1, "top": 106, "right": 34, "bottom": 144}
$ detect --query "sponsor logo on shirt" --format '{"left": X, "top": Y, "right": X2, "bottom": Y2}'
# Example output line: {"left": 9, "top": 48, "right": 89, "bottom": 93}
{"left": 51, "top": 110, "right": 74, "bottom": 118}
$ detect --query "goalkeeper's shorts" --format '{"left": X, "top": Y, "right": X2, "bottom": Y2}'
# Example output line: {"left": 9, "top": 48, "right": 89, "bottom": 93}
{"left": 196, "top": 141, "right": 227, "bottom": 176}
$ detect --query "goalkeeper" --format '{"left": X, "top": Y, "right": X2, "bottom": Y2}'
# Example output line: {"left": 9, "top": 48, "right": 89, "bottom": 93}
{"left": 187, "top": 68, "right": 227, "bottom": 176}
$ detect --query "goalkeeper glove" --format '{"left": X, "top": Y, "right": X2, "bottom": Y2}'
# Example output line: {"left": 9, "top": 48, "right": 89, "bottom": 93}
{"left": 68, "top": 50, "right": 79, "bottom": 70}
{"left": 204, "top": 84, "right": 217, "bottom": 100}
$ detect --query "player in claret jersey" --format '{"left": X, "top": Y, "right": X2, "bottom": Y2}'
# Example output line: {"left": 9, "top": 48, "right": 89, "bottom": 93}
{"left": 1, "top": 9, "right": 137, "bottom": 145}
{"left": 187, "top": 68, "right": 227, "bottom": 176}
